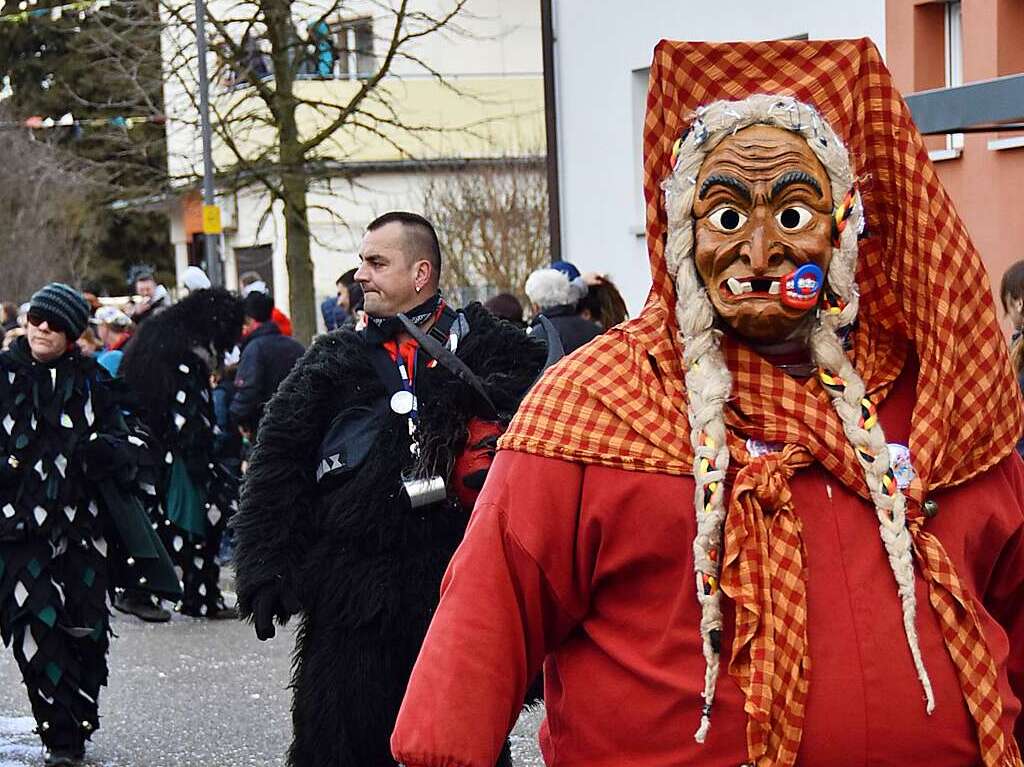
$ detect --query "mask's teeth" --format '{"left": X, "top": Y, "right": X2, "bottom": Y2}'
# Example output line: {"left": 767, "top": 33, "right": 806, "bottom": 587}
{"left": 742, "top": 281, "right": 754, "bottom": 293}
{"left": 727, "top": 277, "right": 744, "bottom": 296}
{"left": 768, "top": 281, "right": 781, "bottom": 296}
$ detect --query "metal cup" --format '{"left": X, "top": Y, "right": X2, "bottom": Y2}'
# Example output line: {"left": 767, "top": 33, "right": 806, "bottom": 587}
{"left": 402, "top": 475, "right": 447, "bottom": 509}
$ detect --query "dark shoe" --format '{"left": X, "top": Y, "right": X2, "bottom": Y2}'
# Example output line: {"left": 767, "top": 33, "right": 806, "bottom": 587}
{"left": 44, "top": 747, "right": 84, "bottom": 766}
{"left": 208, "top": 604, "right": 239, "bottom": 620}
{"left": 114, "top": 593, "right": 172, "bottom": 623}
{"left": 179, "top": 603, "right": 238, "bottom": 619}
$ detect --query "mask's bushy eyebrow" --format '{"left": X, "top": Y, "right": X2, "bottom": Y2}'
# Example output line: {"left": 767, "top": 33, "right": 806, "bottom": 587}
{"left": 770, "top": 170, "right": 823, "bottom": 200}
{"left": 698, "top": 173, "right": 752, "bottom": 202}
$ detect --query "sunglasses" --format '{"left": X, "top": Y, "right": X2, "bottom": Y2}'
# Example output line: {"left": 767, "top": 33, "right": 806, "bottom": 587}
{"left": 26, "top": 311, "right": 69, "bottom": 335}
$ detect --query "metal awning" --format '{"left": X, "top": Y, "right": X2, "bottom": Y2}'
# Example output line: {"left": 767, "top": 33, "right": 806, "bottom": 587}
{"left": 904, "top": 73, "right": 1024, "bottom": 134}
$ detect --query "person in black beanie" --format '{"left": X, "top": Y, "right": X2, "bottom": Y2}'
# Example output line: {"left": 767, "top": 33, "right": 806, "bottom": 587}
{"left": 229, "top": 291, "right": 305, "bottom": 434}
{"left": 0, "top": 283, "right": 180, "bottom": 766}
{"left": 232, "top": 212, "right": 546, "bottom": 767}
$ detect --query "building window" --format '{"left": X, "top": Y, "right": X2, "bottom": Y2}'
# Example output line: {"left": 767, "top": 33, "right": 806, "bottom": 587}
{"left": 945, "top": 0, "right": 964, "bottom": 151}
{"left": 336, "top": 17, "right": 375, "bottom": 80}
{"left": 234, "top": 245, "right": 275, "bottom": 295}
{"left": 631, "top": 67, "right": 649, "bottom": 235}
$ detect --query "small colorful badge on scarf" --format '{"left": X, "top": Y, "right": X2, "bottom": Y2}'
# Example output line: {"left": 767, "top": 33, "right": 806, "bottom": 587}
{"left": 746, "top": 438, "right": 785, "bottom": 458}
{"left": 886, "top": 443, "right": 916, "bottom": 490}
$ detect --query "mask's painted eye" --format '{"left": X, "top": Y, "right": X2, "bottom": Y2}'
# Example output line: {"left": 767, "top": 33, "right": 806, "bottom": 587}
{"left": 775, "top": 206, "right": 814, "bottom": 231}
{"left": 707, "top": 207, "right": 748, "bottom": 232}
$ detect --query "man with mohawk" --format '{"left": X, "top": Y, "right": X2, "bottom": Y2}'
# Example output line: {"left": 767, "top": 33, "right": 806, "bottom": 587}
{"left": 392, "top": 39, "right": 1024, "bottom": 767}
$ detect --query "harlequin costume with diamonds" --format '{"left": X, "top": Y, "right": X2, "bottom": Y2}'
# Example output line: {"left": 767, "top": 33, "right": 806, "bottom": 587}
{"left": 120, "top": 287, "right": 244, "bottom": 617}
{"left": 0, "top": 283, "right": 180, "bottom": 764}
{"left": 392, "top": 39, "right": 1024, "bottom": 767}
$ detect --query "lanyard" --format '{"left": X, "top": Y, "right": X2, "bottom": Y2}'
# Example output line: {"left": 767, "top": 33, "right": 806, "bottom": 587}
{"left": 391, "top": 346, "right": 420, "bottom": 455}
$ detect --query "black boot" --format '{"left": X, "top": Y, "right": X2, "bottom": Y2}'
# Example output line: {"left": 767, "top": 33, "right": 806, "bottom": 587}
{"left": 44, "top": 746, "right": 85, "bottom": 766}
{"left": 40, "top": 720, "right": 85, "bottom": 767}
{"left": 114, "top": 590, "right": 172, "bottom": 622}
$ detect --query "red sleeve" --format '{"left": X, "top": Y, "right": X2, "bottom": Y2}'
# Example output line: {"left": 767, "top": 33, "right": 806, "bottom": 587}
{"left": 391, "top": 451, "right": 590, "bottom": 767}
{"left": 272, "top": 307, "right": 292, "bottom": 336}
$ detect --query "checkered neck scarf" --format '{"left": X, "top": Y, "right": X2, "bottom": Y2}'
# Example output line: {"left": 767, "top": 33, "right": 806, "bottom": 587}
{"left": 501, "top": 38, "right": 1022, "bottom": 766}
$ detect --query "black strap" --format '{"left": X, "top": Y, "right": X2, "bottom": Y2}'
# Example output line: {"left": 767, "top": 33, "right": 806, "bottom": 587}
{"left": 395, "top": 312, "right": 498, "bottom": 421}
{"left": 535, "top": 315, "right": 565, "bottom": 371}
{"left": 427, "top": 302, "right": 458, "bottom": 346}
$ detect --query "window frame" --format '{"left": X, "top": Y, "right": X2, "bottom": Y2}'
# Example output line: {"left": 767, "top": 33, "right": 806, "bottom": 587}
{"left": 334, "top": 16, "right": 375, "bottom": 81}
{"left": 945, "top": 0, "right": 964, "bottom": 151}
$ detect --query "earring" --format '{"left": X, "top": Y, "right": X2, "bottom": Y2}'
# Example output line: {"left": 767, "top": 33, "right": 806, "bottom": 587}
{"left": 415, "top": 285, "right": 422, "bottom": 293}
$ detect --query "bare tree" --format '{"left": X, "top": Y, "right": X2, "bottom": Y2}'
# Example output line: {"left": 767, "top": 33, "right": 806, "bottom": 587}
{"left": 423, "top": 157, "right": 549, "bottom": 307}
{"left": 0, "top": 0, "right": 175, "bottom": 294}
{"left": 153, "top": 0, "right": 476, "bottom": 341}
{"left": 0, "top": 117, "right": 105, "bottom": 301}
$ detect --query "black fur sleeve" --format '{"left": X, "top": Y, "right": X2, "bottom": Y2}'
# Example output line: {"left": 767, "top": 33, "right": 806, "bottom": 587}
{"left": 459, "top": 303, "right": 548, "bottom": 419}
{"left": 232, "top": 333, "right": 346, "bottom": 615}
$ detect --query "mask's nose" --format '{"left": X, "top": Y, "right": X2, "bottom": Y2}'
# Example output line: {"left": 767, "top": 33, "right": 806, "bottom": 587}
{"left": 739, "top": 212, "right": 785, "bottom": 274}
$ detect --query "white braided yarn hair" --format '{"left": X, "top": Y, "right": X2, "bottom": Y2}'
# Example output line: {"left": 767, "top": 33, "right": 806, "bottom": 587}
{"left": 661, "top": 94, "right": 934, "bottom": 744}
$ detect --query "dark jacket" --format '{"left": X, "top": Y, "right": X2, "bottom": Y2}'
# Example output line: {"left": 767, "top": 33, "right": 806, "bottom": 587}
{"left": 320, "top": 296, "right": 348, "bottom": 332}
{"left": 229, "top": 321, "right": 305, "bottom": 431}
{"left": 213, "top": 376, "right": 244, "bottom": 471}
{"left": 535, "top": 303, "right": 601, "bottom": 354}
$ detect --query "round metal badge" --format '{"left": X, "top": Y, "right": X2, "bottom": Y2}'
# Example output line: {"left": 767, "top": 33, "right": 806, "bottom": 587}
{"left": 390, "top": 390, "right": 416, "bottom": 415}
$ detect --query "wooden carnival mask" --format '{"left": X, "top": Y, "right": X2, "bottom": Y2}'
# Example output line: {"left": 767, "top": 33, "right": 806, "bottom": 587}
{"left": 692, "top": 125, "right": 834, "bottom": 343}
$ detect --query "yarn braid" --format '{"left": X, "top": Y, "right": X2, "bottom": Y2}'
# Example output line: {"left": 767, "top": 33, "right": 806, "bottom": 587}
{"left": 662, "top": 95, "right": 932, "bottom": 742}
{"left": 809, "top": 209, "right": 936, "bottom": 713}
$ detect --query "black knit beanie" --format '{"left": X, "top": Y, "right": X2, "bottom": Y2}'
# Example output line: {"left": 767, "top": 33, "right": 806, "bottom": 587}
{"left": 29, "top": 283, "right": 91, "bottom": 339}
{"left": 243, "top": 290, "right": 274, "bottom": 323}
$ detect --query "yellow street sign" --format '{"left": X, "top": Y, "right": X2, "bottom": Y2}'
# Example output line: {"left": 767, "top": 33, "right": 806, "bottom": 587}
{"left": 202, "top": 204, "right": 222, "bottom": 234}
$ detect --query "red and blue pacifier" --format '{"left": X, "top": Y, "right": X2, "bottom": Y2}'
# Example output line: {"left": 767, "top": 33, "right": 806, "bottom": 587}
{"left": 780, "top": 264, "right": 824, "bottom": 310}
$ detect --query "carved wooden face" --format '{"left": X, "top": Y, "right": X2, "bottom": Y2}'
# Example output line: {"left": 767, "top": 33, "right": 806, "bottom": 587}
{"left": 692, "top": 125, "right": 834, "bottom": 342}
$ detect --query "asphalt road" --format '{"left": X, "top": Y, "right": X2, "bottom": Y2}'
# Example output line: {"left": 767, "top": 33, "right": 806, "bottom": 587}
{"left": 0, "top": 594, "right": 544, "bottom": 767}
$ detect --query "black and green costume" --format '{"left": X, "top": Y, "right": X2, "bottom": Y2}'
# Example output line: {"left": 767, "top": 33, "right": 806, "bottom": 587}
{"left": 154, "top": 350, "right": 239, "bottom": 615}
{"left": 120, "top": 287, "right": 244, "bottom": 617}
{"left": 0, "top": 336, "right": 179, "bottom": 755}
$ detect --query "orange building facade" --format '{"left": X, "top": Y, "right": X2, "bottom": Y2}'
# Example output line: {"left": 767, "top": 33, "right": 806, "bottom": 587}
{"left": 886, "top": 0, "right": 1024, "bottom": 331}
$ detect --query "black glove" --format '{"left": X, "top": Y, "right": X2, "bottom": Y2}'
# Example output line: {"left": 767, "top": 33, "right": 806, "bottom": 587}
{"left": 81, "top": 434, "right": 130, "bottom": 480}
{"left": 250, "top": 578, "right": 301, "bottom": 641}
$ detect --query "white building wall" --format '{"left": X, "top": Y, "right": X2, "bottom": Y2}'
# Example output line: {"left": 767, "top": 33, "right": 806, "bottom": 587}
{"left": 340, "top": 0, "right": 542, "bottom": 78}
{"left": 551, "top": 0, "right": 887, "bottom": 314}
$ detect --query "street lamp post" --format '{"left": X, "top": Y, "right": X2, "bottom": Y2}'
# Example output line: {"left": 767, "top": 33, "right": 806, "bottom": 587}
{"left": 194, "top": 0, "right": 223, "bottom": 287}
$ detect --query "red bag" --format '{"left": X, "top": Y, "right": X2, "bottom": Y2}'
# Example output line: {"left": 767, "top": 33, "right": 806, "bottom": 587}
{"left": 451, "top": 418, "right": 503, "bottom": 511}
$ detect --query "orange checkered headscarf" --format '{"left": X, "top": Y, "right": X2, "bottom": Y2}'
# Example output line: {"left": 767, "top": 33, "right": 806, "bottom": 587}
{"left": 501, "top": 38, "right": 1022, "bottom": 766}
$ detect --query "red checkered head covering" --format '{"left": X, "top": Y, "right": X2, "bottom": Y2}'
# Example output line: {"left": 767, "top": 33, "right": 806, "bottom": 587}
{"left": 502, "top": 37, "right": 1022, "bottom": 767}
{"left": 639, "top": 37, "right": 1020, "bottom": 496}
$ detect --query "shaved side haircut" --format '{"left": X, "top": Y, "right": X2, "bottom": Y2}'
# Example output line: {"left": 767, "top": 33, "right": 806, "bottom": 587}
{"left": 367, "top": 211, "right": 442, "bottom": 279}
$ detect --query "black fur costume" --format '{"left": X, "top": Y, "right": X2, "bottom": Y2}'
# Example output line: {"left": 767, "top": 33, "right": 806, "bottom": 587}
{"left": 0, "top": 337, "right": 178, "bottom": 755}
{"left": 120, "top": 288, "right": 243, "bottom": 616}
{"left": 233, "top": 302, "right": 545, "bottom": 767}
